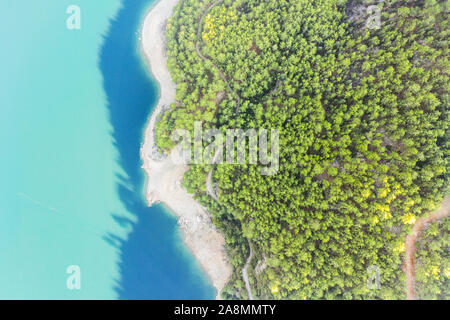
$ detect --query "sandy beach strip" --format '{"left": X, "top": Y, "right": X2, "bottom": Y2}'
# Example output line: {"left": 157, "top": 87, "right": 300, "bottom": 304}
{"left": 139, "top": 0, "right": 232, "bottom": 298}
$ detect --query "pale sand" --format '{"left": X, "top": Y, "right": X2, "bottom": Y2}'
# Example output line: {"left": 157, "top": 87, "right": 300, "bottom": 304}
{"left": 139, "top": 0, "right": 232, "bottom": 298}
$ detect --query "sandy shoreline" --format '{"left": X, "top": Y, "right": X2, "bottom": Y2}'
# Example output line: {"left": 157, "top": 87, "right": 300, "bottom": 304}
{"left": 139, "top": 0, "right": 232, "bottom": 299}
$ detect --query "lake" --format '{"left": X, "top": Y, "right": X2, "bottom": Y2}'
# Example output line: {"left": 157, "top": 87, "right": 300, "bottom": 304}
{"left": 0, "top": 0, "right": 215, "bottom": 299}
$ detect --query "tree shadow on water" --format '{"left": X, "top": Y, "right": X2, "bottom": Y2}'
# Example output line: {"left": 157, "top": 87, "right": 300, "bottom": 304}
{"left": 99, "top": 0, "right": 215, "bottom": 299}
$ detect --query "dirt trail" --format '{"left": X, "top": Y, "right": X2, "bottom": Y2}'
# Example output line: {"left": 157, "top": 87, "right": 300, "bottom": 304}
{"left": 205, "top": 146, "right": 223, "bottom": 201}
{"left": 404, "top": 196, "right": 450, "bottom": 300}
{"left": 196, "top": 0, "right": 241, "bottom": 202}
{"left": 242, "top": 241, "right": 255, "bottom": 300}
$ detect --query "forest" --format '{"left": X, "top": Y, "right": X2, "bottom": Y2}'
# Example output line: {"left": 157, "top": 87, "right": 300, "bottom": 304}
{"left": 155, "top": 0, "right": 449, "bottom": 299}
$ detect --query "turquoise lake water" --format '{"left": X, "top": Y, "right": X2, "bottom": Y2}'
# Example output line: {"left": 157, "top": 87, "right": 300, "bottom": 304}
{"left": 0, "top": 0, "right": 215, "bottom": 299}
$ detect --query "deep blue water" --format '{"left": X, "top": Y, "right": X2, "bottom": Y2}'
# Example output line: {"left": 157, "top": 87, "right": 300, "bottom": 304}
{"left": 100, "top": 0, "right": 215, "bottom": 299}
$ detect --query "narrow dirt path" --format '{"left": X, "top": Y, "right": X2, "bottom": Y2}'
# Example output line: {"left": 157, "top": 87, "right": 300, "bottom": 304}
{"left": 195, "top": 3, "right": 277, "bottom": 300}
{"left": 205, "top": 146, "right": 222, "bottom": 201}
{"left": 196, "top": 0, "right": 241, "bottom": 201}
{"left": 404, "top": 196, "right": 450, "bottom": 300}
{"left": 242, "top": 241, "right": 255, "bottom": 300}
{"left": 206, "top": 170, "right": 218, "bottom": 201}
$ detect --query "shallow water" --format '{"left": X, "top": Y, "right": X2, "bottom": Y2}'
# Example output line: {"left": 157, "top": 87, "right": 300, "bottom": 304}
{"left": 0, "top": 0, "right": 215, "bottom": 299}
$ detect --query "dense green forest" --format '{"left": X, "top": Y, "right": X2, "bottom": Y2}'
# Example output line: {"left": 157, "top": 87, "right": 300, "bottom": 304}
{"left": 156, "top": 0, "right": 449, "bottom": 299}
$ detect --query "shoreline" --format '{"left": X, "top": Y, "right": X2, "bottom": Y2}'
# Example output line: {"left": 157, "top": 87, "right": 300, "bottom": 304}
{"left": 139, "top": 0, "right": 232, "bottom": 299}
